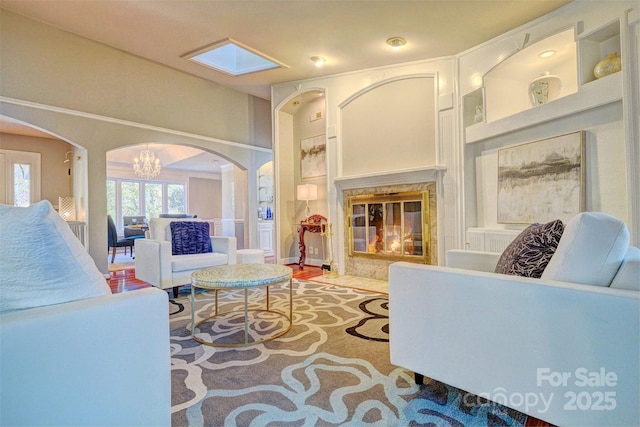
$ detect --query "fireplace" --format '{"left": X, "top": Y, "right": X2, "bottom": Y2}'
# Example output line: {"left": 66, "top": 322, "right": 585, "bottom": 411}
{"left": 348, "top": 190, "right": 430, "bottom": 263}
{"left": 340, "top": 180, "right": 438, "bottom": 281}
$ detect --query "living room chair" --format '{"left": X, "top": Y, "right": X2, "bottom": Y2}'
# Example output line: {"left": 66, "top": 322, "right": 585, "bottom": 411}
{"left": 107, "top": 215, "right": 135, "bottom": 263}
{"left": 135, "top": 218, "right": 236, "bottom": 297}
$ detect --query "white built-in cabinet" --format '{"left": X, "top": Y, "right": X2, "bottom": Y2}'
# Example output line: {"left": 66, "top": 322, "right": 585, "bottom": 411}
{"left": 258, "top": 221, "right": 274, "bottom": 258}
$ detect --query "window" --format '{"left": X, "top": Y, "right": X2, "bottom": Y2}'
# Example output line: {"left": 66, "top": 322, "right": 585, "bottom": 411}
{"left": 185, "top": 38, "right": 288, "bottom": 76}
{"left": 121, "top": 181, "right": 141, "bottom": 217}
{"left": 106, "top": 178, "right": 186, "bottom": 227}
{"left": 0, "top": 149, "right": 41, "bottom": 206}
{"left": 145, "top": 183, "right": 163, "bottom": 220}
{"left": 13, "top": 163, "right": 31, "bottom": 207}
{"left": 167, "top": 184, "right": 185, "bottom": 214}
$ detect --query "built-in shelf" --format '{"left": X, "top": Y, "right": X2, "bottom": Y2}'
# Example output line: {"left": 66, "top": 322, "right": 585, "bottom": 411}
{"left": 257, "top": 162, "right": 274, "bottom": 218}
{"left": 464, "top": 18, "right": 623, "bottom": 144}
{"left": 465, "top": 70, "right": 622, "bottom": 143}
{"left": 578, "top": 19, "right": 621, "bottom": 85}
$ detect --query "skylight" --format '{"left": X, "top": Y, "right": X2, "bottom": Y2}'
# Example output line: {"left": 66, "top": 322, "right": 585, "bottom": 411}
{"left": 184, "top": 38, "right": 288, "bottom": 76}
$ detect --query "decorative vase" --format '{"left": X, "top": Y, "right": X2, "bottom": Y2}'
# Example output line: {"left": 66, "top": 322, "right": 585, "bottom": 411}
{"left": 528, "top": 72, "right": 562, "bottom": 106}
{"left": 593, "top": 52, "right": 621, "bottom": 79}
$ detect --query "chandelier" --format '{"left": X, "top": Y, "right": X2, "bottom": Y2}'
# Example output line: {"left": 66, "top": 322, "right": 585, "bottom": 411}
{"left": 133, "top": 147, "right": 162, "bottom": 179}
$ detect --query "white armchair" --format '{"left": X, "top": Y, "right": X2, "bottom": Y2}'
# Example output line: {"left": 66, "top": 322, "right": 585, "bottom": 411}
{"left": 135, "top": 218, "right": 236, "bottom": 297}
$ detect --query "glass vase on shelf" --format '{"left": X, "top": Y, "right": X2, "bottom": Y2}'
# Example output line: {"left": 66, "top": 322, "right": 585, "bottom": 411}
{"left": 593, "top": 52, "right": 621, "bottom": 79}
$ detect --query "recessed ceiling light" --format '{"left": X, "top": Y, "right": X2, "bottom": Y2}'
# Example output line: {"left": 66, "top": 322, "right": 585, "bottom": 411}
{"left": 539, "top": 50, "right": 556, "bottom": 58}
{"left": 311, "top": 56, "right": 326, "bottom": 67}
{"left": 386, "top": 37, "right": 407, "bottom": 49}
{"left": 183, "top": 37, "right": 289, "bottom": 76}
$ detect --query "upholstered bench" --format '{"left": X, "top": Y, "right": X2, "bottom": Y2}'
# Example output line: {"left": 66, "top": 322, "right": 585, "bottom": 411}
{"left": 237, "top": 248, "right": 265, "bottom": 264}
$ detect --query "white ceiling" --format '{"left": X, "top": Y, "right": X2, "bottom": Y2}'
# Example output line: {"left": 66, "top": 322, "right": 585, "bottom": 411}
{"left": 0, "top": 0, "right": 573, "bottom": 172}
{"left": 0, "top": 0, "right": 573, "bottom": 100}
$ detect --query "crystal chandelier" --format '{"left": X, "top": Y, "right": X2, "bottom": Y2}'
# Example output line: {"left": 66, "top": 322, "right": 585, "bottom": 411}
{"left": 133, "top": 147, "right": 161, "bottom": 179}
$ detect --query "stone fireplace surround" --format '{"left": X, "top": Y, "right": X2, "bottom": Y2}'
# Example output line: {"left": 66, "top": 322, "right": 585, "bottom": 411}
{"left": 334, "top": 166, "right": 445, "bottom": 281}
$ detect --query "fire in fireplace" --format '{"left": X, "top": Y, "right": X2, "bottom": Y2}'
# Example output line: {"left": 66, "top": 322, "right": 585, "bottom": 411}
{"left": 347, "top": 190, "right": 430, "bottom": 263}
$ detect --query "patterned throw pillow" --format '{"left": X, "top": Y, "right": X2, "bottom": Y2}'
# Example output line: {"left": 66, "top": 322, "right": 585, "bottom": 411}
{"left": 170, "top": 221, "right": 212, "bottom": 255}
{"left": 494, "top": 219, "right": 564, "bottom": 278}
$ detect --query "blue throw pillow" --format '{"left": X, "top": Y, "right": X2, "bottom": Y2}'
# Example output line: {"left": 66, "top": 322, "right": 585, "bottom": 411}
{"left": 170, "top": 221, "right": 212, "bottom": 255}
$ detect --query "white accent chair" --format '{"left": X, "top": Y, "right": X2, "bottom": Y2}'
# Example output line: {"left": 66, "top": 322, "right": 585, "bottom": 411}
{"left": 135, "top": 218, "right": 237, "bottom": 297}
{"left": 389, "top": 212, "right": 639, "bottom": 427}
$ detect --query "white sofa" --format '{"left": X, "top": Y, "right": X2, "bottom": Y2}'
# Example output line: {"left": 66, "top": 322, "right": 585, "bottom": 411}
{"left": 389, "top": 213, "right": 639, "bottom": 427}
{"left": 135, "top": 218, "right": 237, "bottom": 296}
{"left": 0, "top": 288, "right": 171, "bottom": 426}
{"left": 0, "top": 201, "right": 171, "bottom": 426}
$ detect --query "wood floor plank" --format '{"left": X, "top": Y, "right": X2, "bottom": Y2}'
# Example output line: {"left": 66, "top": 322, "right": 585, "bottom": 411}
{"left": 108, "top": 264, "right": 323, "bottom": 294}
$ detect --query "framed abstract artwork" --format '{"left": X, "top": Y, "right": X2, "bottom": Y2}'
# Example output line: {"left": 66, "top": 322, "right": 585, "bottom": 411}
{"left": 300, "top": 134, "right": 326, "bottom": 179}
{"left": 497, "top": 131, "right": 585, "bottom": 224}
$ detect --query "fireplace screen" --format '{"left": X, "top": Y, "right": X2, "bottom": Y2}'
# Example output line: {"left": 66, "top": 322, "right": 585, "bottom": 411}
{"left": 348, "top": 191, "right": 429, "bottom": 262}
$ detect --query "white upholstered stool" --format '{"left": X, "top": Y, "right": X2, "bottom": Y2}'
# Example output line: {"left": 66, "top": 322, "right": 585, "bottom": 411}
{"left": 237, "top": 248, "right": 265, "bottom": 264}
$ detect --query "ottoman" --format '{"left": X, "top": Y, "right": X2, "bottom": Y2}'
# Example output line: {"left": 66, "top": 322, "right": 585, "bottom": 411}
{"left": 237, "top": 248, "right": 265, "bottom": 264}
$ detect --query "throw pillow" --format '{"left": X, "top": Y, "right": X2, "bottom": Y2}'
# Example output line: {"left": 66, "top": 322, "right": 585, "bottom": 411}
{"left": 494, "top": 219, "right": 564, "bottom": 278}
{"left": 0, "top": 200, "right": 111, "bottom": 312}
{"left": 170, "top": 221, "right": 212, "bottom": 255}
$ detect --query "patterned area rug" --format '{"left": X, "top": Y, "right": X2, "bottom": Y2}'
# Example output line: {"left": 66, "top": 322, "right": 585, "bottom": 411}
{"left": 169, "top": 280, "right": 529, "bottom": 426}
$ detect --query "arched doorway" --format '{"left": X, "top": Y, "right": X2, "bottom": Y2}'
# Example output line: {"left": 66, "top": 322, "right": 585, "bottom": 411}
{"left": 273, "top": 89, "right": 327, "bottom": 267}
{"left": 105, "top": 143, "right": 250, "bottom": 265}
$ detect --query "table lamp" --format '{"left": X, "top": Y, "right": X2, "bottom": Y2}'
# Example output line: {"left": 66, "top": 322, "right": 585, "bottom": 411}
{"left": 58, "top": 196, "right": 76, "bottom": 221}
{"left": 297, "top": 184, "right": 317, "bottom": 221}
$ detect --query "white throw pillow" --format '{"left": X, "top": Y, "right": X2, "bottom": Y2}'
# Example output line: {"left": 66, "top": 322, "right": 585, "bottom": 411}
{"left": 0, "top": 200, "right": 111, "bottom": 312}
{"left": 610, "top": 246, "right": 640, "bottom": 291}
{"left": 541, "top": 212, "right": 630, "bottom": 287}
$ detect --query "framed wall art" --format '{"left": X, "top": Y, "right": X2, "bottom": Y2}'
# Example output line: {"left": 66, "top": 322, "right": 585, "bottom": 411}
{"left": 497, "top": 131, "right": 585, "bottom": 224}
{"left": 300, "top": 134, "right": 326, "bottom": 179}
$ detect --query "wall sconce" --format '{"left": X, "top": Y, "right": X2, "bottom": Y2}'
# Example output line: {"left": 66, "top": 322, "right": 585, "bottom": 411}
{"left": 64, "top": 151, "right": 81, "bottom": 176}
{"left": 58, "top": 196, "right": 76, "bottom": 221}
{"left": 297, "top": 184, "right": 317, "bottom": 221}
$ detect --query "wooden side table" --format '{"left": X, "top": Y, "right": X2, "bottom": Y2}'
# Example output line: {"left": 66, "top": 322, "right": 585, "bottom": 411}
{"left": 297, "top": 214, "right": 326, "bottom": 270}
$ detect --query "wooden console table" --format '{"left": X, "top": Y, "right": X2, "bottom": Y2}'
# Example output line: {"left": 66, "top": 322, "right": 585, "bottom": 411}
{"left": 297, "top": 214, "right": 326, "bottom": 270}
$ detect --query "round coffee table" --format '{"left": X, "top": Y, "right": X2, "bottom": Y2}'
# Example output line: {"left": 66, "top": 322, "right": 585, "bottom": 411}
{"left": 190, "top": 264, "right": 293, "bottom": 347}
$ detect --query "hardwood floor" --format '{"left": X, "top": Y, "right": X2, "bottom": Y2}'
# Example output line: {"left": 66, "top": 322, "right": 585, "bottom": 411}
{"left": 107, "top": 264, "right": 323, "bottom": 294}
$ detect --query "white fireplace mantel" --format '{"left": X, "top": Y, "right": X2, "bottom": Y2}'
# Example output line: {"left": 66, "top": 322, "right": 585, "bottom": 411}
{"left": 333, "top": 165, "right": 447, "bottom": 191}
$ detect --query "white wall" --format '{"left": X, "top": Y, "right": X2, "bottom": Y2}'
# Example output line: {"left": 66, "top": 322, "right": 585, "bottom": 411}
{"left": 341, "top": 77, "right": 436, "bottom": 176}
